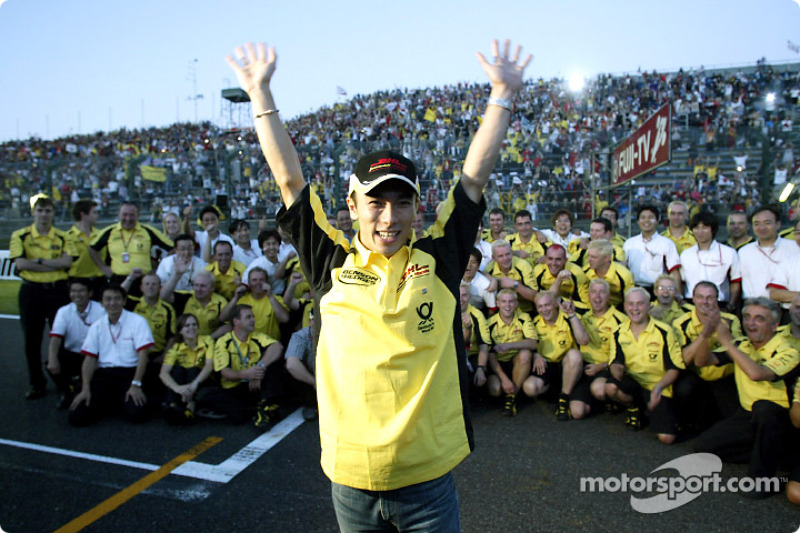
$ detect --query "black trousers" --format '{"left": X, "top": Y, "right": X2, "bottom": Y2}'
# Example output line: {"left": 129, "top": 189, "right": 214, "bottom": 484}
{"left": 47, "top": 348, "right": 83, "bottom": 395}
{"left": 19, "top": 280, "right": 69, "bottom": 390}
{"left": 693, "top": 400, "right": 790, "bottom": 478}
{"left": 68, "top": 367, "right": 150, "bottom": 426}
{"left": 197, "top": 365, "right": 286, "bottom": 424}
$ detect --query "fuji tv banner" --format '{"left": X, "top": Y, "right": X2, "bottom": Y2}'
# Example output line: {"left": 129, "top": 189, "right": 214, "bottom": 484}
{"left": 611, "top": 103, "right": 671, "bottom": 185}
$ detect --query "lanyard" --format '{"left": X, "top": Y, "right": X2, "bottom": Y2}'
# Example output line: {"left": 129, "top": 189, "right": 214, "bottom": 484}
{"left": 108, "top": 316, "right": 124, "bottom": 344}
{"left": 232, "top": 334, "right": 250, "bottom": 368}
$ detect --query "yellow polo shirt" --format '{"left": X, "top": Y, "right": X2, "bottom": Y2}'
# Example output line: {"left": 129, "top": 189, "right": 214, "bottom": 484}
{"left": 126, "top": 296, "right": 177, "bottom": 353}
{"left": 67, "top": 225, "right": 104, "bottom": 279}
{"left": 580, "top": 307, "right": 629, "bottom": 365}
{"left": 507, "top": 232, "right": 549, "bottom": 264}
{"left": 533, "top": 262, "right": 589, "bottom": 307}
{"left": 163, "top": 335, "right": 215, "bottom": 369}
{"left": 9, "top": 224, "right": 73, "bottom": 283}
{"left": 717, "top": 334, "right": 800, "bottom": 411}
{"left": 91, "top": 222, "right": 173, "bottom": 276}
{"left": 532, "top": 311, "right": 578, "bottom": 363}
{"left": 582, "top": 262, "right": 635, "bottom": 308}
{"left": 672, "top": 309, "right": 740, "bottom": 381}
{"left": 465, "top": 304, "right": 491, "bottom": 357}
{"left": 610, "top": 318, "right": 686, "bottom": 397}
{"left": 176, "top": 292, "right": 228, "bottom": 336}
{"left": 206, "top": 260, "right": 247, "bottom": 300}
{"left": 214, "top": 331, "right": 277, "bottom": 389}
{"left": 487, "top": 309, "right": 536, "bottom": 362}
{"left": 238, "top": 292, "right": 287, "bottom": 342}
{"left": 484, "top": 256, "right": 538, "bottom": 313}
{"left": 662, "top": 227, "right": 697, "bottom": 255}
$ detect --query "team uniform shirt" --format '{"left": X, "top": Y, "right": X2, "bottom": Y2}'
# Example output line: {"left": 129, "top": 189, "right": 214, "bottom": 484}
{"left": 726, "top": 236, "right": 754, "bottom": 251}
{"left": 278, "top": 180, "right": 481, "bottom": 491}
{"left": 214, "top": 331, "right": 277, "bottom": 389}
{"left": 125, "top": 297, "right": 177, "bottom": 353}
{"left": 582, "top": 262, "right": 635, "bottom": 308}
{"left": 163, "top": 335, "right": 215, "bottom": 370}
{"left": 233, "top": 240, "right": 262, "bottom": 266}
{"left": 579, "top": 307, "right": 629, "bottom": 365}
{"left": 49, "top": 301, "right": 107, "bottom": 352}
{"left": 531, "top": 311, "right": 578, "bottom": 363}
{"left": 284, "top": 326, "right": 315, "bottom": 375}
{"left": 679, "top": 241, "right": 741, "bottom": 301}
{"left": 662, "top": 227, "right": 697, "bottom": 255}
{"left": 650, "top": 300, "right": 692, "bottom": 327}
{"left": 533, "top": 262, "right": 589, "bottom": 307}
{"left": 739, "top": 238, "right": 800, "bottom": 299}
{"left": 193, "top": 231, "right": 234, "bottom": 262}
{"left": 715, "top": 334, "right": 800, "bottom": 411}
{"left": 80, "top": 309, "right": 155, "bottom": 368}
{"left": 465, "top": 271, "right": 496, "bottom": 311}
{"left": 481, "top": 227, "right": 509, "bottom": 244}
{"left": 9, "top": 224, "right": 74, "bottom": 283}
{"left": 67, "top": 225, "right": 104, "bottom": 279}
{"left": 672, "top": 309, "right": 740, "bottom": 381}
{"left": 206, "top": 260, "right": 247, "bottom": 300}
{"left": 156, "top": 255, "right": 208, "bottom": 292}
{"left": 767, "top": 253, "right": 800, "bottom": 306}
{"left": 484, "top": 256, "right": 538, "bottom": 313}
{"left": 610, "top": 318, "right": 686, "bottom": 397}
{"left": 91, "top": 222, "right": 173, "bottom": 276}
{"left": 610, "top": 233, "right": 626, "bottom": 249}
{"left": 464, "top": 304, "right": 491, "bottom": 357}
{"left": 173, "top": 292, "right": 228, "bottom": 336}
{"left": 487, "top": 309, "right": 536, "bottom": 362}
{"left": 237, "top": 293, "right": 287, "bottom": 342}
{"left": 507, "top": 232, "right": 548, "bottom": 264}
{"left": 623, "top": 233, "right": 681, "bottom": 287}
{"left": 777, "top": 325, "right": 800, "bottom": 353}
{"left": 569, "top": 242, "right": 625, "bottom": 268}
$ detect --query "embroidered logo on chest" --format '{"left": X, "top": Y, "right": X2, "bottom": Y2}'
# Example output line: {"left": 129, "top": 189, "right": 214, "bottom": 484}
{"left": 338, "top": 268, "right": 380, "bottom": 285}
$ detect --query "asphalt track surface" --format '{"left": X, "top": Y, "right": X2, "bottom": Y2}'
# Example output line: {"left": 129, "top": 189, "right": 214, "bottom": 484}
{"left": 0, "top": 318, "right": 799, "bottom": 533}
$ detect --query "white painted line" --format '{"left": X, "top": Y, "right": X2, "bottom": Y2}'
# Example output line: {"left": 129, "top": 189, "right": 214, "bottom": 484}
{"left": 0, "top": 314, "right": 19, "bottom": 320}
{"left": 0, "top": 408, "right": 307, "bottom": 483}
{"left": 0, "top": 438, "right": 160, "bottom": 472}
{"left": 174, "top": 408, "right": 306, "bottom": 482}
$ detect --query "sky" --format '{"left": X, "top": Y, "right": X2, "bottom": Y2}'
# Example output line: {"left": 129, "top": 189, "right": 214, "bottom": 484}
{"left": 1, "top": 0, "right": 799, "bottom": 143}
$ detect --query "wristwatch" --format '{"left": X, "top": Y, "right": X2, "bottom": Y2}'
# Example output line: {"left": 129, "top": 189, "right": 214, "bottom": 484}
{"left": 512, "top": 281, "right": 519, "bottom": 291}
{"left": 131, "top": 380, "right": 142, "bottom": 388}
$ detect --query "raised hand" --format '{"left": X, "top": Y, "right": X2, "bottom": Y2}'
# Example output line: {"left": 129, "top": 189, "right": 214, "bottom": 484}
{"left": 475, "top": 39, "right": 532, "bottom": 96}
{"left": 225, "top": 42, "right": 277, "bottom": 95}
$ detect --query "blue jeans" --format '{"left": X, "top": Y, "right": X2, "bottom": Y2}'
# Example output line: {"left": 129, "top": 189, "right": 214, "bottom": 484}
{"left": 331, "top": 472, "right": 461, "bottom": 532}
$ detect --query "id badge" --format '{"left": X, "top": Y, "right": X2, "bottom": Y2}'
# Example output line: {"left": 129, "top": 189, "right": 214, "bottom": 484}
{"left": 122, "top": 252, "right": 130, "bottom": 263}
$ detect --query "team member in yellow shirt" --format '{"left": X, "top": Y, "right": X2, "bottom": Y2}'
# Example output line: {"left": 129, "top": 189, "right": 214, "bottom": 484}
{"left": 220, "top": 267, "right": 289, "bottom": 342}
{"left": 507, "top": 209, "right": 548, "bottom": 265}
{"left": 123, "top": 271, "right": 177, "bottom": 364}
{"left": 485, "top": 239, "right": 538, "bottom": 313}
{"left": 661, "top": 200, "right": 696, "bottom": 254}
{"left": 459, "top": 283, "right": 491, "bottom": 396}
{"left": 205, "top": 240, "right": 247, "bottom": 300}
{"left": 486, "top": 289, "right": 537, "bottom": 416}
{"left": 89, "top": 202, "right": 173, "bottom": 294}
{"left": 534, "top": 244, "right": 589, "bottom": 308}
{"left": 159, "top": 313, "right": 215, "bottom": 424}
{"left": 522, "top": 291, "right": 588, "bottom": 421}
{"left": 581, "top": 240, "right": 634, "bottom": 309}
{"left": 67, "top": 199, "right": 105, "bottom": 298}
{"left": 230, "top": 36, "right": 531, "bottom": 530}
{"left": 161, "top": 270, "right": 228, "bottom": 339}
{"left": 202, "top": 305, "right": 285, "bottom": 429}
{"left": 672, "top": 282, "right": 740, "bottom": 431}
{"left": 606, "top": 287, "right": 686, "bottom": 444}
{"left": 10, "top": 195, "right": 74, "bottom": 400}
{"left": 693, "top": 297, "right": 800, "bottom": 496}
{"left": 574, "top": 279, "right": 629, "bottom": 418}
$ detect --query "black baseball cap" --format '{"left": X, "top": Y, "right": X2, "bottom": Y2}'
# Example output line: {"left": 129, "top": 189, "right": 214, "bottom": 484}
{"left": 348, "top": 150, "right": 420, "bottom": 197}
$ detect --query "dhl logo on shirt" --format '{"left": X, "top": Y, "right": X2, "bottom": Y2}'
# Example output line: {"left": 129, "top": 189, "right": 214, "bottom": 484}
{"left": 399, "top": 263, "right": 430, "bottom": 288}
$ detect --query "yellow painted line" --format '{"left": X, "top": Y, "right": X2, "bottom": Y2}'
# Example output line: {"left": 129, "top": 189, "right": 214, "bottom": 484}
{"left": 53, "top": 436, "right": 223, "bottom": 533}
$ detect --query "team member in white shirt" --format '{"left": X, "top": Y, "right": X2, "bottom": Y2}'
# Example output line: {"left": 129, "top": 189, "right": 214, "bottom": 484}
{"left": 623, "top": 204, "right": 681, "bottom": 293}
{"left": 157, "top": 234, "right": 208, "bottom": 293}
{"left": 69, "top": 285, "right": 155, "bottom": 426}
{"left": 230, "top": 219, "right": 262, "bottom": 266}
{"left": 47, "top": 279, "right": 107, "bottom": 408}
{"left": 739, "top": 205, "right": 800, "bottom": 301}
{"left": 463, "top": 248, "right": 497, "bottom": 312}
{"left": 679, "top": 212, "right": 741, "bottom": 309}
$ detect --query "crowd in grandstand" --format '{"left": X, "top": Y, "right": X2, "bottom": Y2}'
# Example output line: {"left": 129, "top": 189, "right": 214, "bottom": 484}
{"left": 2, "top": 59, "right": 800, "bottom": 227}
{"left": 6, "top": 56, "right": 800, "bottom": 509}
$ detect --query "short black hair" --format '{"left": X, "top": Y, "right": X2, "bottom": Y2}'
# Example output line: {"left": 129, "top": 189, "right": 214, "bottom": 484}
{"left": 749, "top": 205, "right": 781, "bottom": 225}
{"left": 689, "top": 212, "right": 719, "bottom": 236}
{"left": 590, "top": 217, "right": 613, "bottom": 233}
{"left": 257, "top": 229, "right": 281, "bottom": 248}
{"left": 637, "top": 204, "right": 660, "bottom": 221}
{"left": 72, "top": 200, "right": 97, "bottom": 221}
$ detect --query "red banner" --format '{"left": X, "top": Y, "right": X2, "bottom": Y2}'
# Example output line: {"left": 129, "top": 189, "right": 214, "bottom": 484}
{"left": 611, "top": 103, "right": 671, "bottom": 185}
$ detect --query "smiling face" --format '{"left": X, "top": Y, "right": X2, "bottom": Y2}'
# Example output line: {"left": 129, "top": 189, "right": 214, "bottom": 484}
{"left": 554, "top": 214, "right": 572, "bottom": 237}
{"left": 534, "top": 292, "right": 558, "bottom": 322}
{"left": 493, "top": 244, "right": 513, "bottom": 272}
{"left": 588, "top": 282, "right": 610, "bottom": 314}
{"left": 742, "top": 304, "right": 778, "bottom": 347}
{"left": 347, "top": 182, "right": 417, "bottom": 258}
{"left": 751, "top": 210, "right": 778, "bottom": 244}
{"left": 497, "top": 291, "right": 519, "bottom": 321}
{"left": 637, "top": 209, "right": 658, "bottom": 236}
{"left": 118, "top": 204, "right": 138, "bottom": 230}
{"left": 668, "top": 204, "right": 688, "bottom": 229}
{"left": 624, "top": 290, "right": 650, "bottom": 325}
{"left": 514, "top": 215, "right": 534, "bottom": 240}
{"left": 261, "top": 236, "right": 280, "bottom": 262}
{"left": 726, "top": 213, "right": 749, "bottom": 240}
{"left": 545, "top": 246, "right": 566, "bottom": 275}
